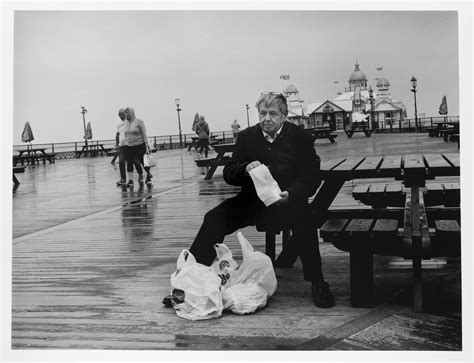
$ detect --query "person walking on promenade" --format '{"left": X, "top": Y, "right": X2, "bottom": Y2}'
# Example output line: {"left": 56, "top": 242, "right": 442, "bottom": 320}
{"left": 123, "top": 107, "right": 153, "bottom": 188}
{"left": 112, "top": 108, "right": 128, "bottom": 186}
{"left": 163, "top": 93, "right": 334, "bottom": 308}
{"left": 231, "top": 119, "right": 241, "bottom": 142}
{"left": 195, "top": 115, "right": 210, "bottom": 158}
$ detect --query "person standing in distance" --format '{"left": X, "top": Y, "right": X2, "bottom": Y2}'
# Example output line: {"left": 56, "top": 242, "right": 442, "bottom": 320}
{"left": 231, "top": 119, "right": 241, "bottom": 142}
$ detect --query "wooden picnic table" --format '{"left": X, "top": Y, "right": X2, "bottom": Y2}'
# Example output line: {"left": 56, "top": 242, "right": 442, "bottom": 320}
{"left": 277, "top": 152, "right": 460, "bottom": 311}
{"left": 305, "top": 127, "right": 338, "bottom": 143}
{"left": 345, "top": 122, "right": 373, "bottom": 138}
{"left": 76, "top": 143, "right": 107, "bottom": 158}
{"left": 428, "top": 121, "right": 459, "bottom": 139}
{"left": 15, "top": 148, "right": 55, "bottom": 166}
{"left": 195, "top": 142, "right": 235, "bottom": 180}
{"left": 187, "top": 135, "right": 217, "bottom": 151}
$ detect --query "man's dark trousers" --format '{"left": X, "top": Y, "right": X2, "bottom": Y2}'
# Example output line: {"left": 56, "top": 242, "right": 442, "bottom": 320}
{"left": 189, "top": 193, "right": 323, "bottom": 283}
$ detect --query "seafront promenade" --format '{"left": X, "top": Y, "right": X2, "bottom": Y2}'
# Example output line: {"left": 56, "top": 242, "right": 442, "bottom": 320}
{"left": 9, "top": 132, "right": 464, "bottom": 353}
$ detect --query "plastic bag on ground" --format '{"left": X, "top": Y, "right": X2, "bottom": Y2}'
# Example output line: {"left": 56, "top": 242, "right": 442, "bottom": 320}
{"left": 170, "top": 250, "right": 223, "bottom": 320}
{"left": 221, "top": 232, "right": 278, "bottom": 314}
{"left": 222, "top": 283, "right": 269, "bottom": 315}
{"left": 211, "top": 244, "right": 239, "bottom": 290}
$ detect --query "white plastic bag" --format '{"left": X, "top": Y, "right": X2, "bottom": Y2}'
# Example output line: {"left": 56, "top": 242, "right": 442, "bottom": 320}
{"left": 222, "top": 232, "right": 278, "bottom": 314}
{"left": 143, "top": 153, "right": 155, "bottom": 168}
{"left": 222, "top": 283, "right": 269, "bottom": 315}
{"left": 249, "top": 164, "right": 282, "bottom": 206}
{"left": 211, "top": 244, "right": 239, "bottom": 290}
{"left": 170, "top": 250, "right": 223, "bottom": 320}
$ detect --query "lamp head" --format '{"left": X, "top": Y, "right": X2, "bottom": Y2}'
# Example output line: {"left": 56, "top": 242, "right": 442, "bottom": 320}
{"left": 175, "top": 98, "right": 180, "bottom": 106}
{"left": 410, "top": 76, "right": 417, "bottom": 89}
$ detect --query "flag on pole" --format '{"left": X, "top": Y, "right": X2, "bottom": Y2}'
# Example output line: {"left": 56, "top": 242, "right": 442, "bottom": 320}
{"left": 280, "top": 74, "right": 290, "bottom": 80}
{"left": 376, "top": 66, "right": 383, "bottom": 71}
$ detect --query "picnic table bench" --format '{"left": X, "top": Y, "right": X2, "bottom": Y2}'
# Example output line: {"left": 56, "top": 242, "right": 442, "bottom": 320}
{"left": 305, "top": 127, "right": 338, "bottom": 143}
{"left": 273, "top": 152, "right": 460, "bottom": 312}
{"left": 344, "top": 122, "right": 373, "bottom": 138}
{"left": 15, "top": 148, "right": 56, "bottom": 166}
{"left": 195, "top": 143, "right": 235, "bottom": 180}
{"left": 75, "top": 144, "right": 107, "bottom": 158}
{"left": 187, "top": 135, "right": 218, "bottom": 151}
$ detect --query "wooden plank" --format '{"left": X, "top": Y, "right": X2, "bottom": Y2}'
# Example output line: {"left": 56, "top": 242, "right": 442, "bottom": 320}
{"left": 378, "top": 155, "right": 402, "bottom": 178}
{"left": 423, "top": 153, "right": 451, "bottom": 168}
{"left": 368, "top": 184, "right": 385, "bottom": 196}
{"left": 320, "top": 157, "right": 346, "bottom": 172}
{"left": 372, "top": 219, "right": 398, "bottom": 234}
{"left": 320, "top": 219, "right": 349, "bottom": 240}
{"left": 443, "top": 153, "right": 460, "bottom": 168}
{"left": 403, "top": 154, "right": 426, "bottom": 179}
{"left": 385, "top": 183, "right": 403, "bottom": 195}
{"left": 332, "top": 157, "right": 365, "bottom": 172}
{"left": 345, "top": 219, "right": 373, "bottom": 236}
{"left": 352, "top": 184, "right": 369, "bottom": 199}
{"left": 443, "top": 182, "right": 461, "bottom": 207}
{"left": 352, "top": 156, "right": 383, "bottom": 178}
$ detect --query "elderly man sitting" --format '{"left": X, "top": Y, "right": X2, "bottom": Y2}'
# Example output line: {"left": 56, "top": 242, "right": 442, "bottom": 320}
{"left": 164, "top": 92, "right": 334, "bottom": 308}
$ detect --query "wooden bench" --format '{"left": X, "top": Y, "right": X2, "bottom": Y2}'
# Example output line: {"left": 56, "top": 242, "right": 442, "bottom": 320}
{"left": 13, "top": 166, "right": 25, "bottom": 186}
{"left": 345, "top": 124, "right": 373, "bottom": 138}
{"left": 424, "top": 182, "right": 460, "bottom": 207}
{"left": 195, "top": 155, "right": 231, "bottom": 168}
{"left": 425, "top": 126, "right": 439, "bottom": 137}
{"left": 320, "top": 192, "right": 461, "bottom": 309}
{"left": 353, "top": 183, "right": 405, "bottom": 208}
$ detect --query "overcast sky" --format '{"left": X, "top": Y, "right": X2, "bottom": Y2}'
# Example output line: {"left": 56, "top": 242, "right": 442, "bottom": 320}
{"left": 11, "top": 9, "right": 463, "bottom": 144}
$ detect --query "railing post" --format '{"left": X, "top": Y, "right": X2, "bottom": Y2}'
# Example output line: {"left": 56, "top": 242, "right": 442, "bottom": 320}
{"left": 169, "top": 135, "right": 172, "bottom": 149}
{"left": 74, "top": 142, "right": 77, "bottom": 158}
{"left": 52, "top": 143, "right": 55, "bottom": 153}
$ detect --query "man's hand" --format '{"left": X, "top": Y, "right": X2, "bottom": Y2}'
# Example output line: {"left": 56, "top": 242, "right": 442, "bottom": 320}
{"left": 245, "top": 161, "right": 262, "bottom": 175}
{"left": 274, "top": 190, "right": 289, "bottom": 205}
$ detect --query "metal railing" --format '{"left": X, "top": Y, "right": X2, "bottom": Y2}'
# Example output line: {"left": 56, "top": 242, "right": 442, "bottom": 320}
{"left": 13, "top": 131, "right": 236, "bottom": 160}
{"left": 374, "top": 116, "right": 459, "bottom": 133}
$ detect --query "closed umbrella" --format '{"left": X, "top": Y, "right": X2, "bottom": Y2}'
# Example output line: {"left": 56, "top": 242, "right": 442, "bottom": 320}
{"left": 192, "top": 113, "right": 200, "bottom": 132}
{"left": 84, "top": 122, "right": 93, "bottom": 140}
{"left": 439, "top": 95, "right": 448, "bottom": 115}
{"left": 21, "top": 121, "right": 34, "bottom": 150}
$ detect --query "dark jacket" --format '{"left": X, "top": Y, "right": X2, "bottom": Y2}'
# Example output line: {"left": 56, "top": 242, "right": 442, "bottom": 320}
{"left": 223, "top": 121, "right": 321, "bottom": 204}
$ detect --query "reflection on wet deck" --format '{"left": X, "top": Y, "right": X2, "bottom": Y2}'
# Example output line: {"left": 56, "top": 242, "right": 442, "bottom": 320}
{"left": 10, "top": 134, "right": 463, "bottom": 353}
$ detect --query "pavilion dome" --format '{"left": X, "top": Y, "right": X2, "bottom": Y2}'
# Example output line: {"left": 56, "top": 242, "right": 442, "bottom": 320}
{"left": 284, "top": 84, "right": 299, "bottom": 93}
{"left": 349, "top": 62, "right": 367, "bottom": 82}
{"left": 376, "top": 78, "right": 390, "bottom": 88}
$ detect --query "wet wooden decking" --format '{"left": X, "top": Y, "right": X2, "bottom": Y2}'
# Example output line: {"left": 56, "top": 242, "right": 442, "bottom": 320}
{"left": 10, "top": 133, "right": 464, "bottom": 354}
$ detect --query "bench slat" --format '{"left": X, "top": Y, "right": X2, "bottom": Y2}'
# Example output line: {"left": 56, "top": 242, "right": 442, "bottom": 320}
{"left": 320, "top": 219, "right": 349, "bottom": 240}
{"left": 435, "top": 220, "right": 460, "bottom": 233}
{"left": 372, "top": 219, "right": 398, "bottom": 233}
{"left": 385, "top": 183, "right": 403, "bottom": 195}
{"left": 378, "top": 155, "right": 402, "bottom": 177}
{"left": 345, "top": 219, "right": 373, "bottom": 235}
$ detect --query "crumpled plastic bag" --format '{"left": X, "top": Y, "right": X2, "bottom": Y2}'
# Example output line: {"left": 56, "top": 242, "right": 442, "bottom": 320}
{"left": 222, "top": 283, "right": 269, "bottom": 315}
{"left": 211, "top": 244, "right": 239, "bottom": 291}
{"left": 214, "top": 232, "right": 278, "bottom": 314}
{"left": 249, "top": 164, "right": 282, "bottom": 206}
{"left": 170, "top": 250, "right": 223, "bottom": 320}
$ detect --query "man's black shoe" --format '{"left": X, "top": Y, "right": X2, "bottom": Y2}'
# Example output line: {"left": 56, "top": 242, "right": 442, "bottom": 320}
{"left": 312, "top": 281, "right": 335, "bottom": 308}
{"left": 162, "top": 295, "right": 172, "bottom": 308}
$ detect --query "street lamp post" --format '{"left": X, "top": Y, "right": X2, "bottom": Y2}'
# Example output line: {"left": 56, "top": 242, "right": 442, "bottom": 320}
{"left": 175, "top": 98, "right": 183, "bottom": 149}
{"left": 410, "top": 76, "right": 419, "bottom": 132}
{"left": 245, "top": 104, "right": 250, "bottom": 127}
{"left": 80, "top": 106, "right": 88, "bottom": 149}
{"left": 369, "top": 86, "right": 375, "bottom": 131}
